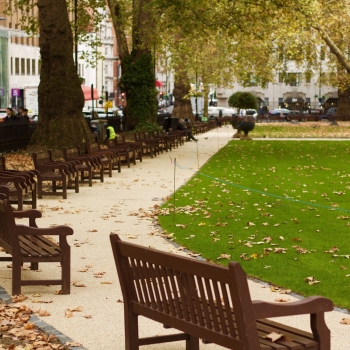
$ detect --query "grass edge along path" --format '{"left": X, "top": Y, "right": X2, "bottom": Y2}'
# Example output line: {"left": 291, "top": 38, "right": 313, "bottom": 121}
{"left": 158, "top": 140, "right": 350, "bottom": 310}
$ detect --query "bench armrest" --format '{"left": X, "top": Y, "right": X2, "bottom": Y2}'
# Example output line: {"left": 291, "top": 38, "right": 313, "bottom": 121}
{"left": 0, "top": 174, "right": 27, "bottom": 183}
{"left": 14, "top": 209, "right": 42, "bottom": 220}
{"left": 16, "top": 224, "right": 74, "bottom": 236}
{"left": 14, "top": 209, "right": 42, "bottom": 228}
{"left": 252, "top": 296, "right": 333, "bottom": 319}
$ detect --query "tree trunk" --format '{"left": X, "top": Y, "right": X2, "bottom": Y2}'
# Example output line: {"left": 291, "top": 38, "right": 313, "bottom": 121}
{"left": 108, "top": 0, "right": 158, "bottom": 132}
{"left": 337, "top": 88, "right": 350, "bottom": 117}
{"left": 30, "top": 0, "right": 93, "bottom": 150}
{"left": 172, "top": 73, "right": 193, "bottom": 122}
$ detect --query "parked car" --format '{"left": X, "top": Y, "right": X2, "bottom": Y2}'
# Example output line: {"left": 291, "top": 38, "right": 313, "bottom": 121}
{"left": 246, "top": 109, "right": 258, "bottom": 118}
{"left": 269, "top": 108, "right": 291, "bottom": 116}
{"left": 289, "top": 110, "right": 302, "bottom": 115}
{"left": 319, "top": 108, "right": 337, "bottom": 120}
{"left": 0, "top": 109, "right": 7, "bottom": 123}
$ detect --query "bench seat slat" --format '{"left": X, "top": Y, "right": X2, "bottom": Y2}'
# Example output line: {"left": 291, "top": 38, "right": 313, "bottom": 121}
{"left": 19, "top": 235, "right": 61, "bottom": 257}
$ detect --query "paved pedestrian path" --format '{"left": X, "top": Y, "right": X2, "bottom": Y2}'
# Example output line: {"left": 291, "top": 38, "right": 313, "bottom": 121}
{"left": 0, "top": 127, "right": 349, "bottom": 349}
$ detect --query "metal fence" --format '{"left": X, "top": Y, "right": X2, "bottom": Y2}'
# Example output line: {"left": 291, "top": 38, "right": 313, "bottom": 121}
{"left": 0, "top": 122, "right": 35, "bottom": 155}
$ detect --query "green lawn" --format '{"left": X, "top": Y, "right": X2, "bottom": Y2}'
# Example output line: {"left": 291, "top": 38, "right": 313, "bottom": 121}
{"left": 158, "top": 140, "right": 350, "bottom": 310}
{"left": 250, "top": 122, "right": 350, "bottom": 138}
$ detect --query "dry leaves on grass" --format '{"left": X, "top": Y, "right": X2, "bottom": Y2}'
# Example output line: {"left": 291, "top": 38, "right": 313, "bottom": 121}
{"left": 304, "top": 276, "right": 320, "bottom": 285}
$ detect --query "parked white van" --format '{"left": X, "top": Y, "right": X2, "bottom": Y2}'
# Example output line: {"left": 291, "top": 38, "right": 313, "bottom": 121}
{"left": 201, "top": 107, "right": 237, "bottom": 117}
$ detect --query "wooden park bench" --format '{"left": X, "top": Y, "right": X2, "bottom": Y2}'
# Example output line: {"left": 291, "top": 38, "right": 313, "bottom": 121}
{"left": 133, "top": 133, "right": 158, "bottom": 158}
{"left": 0, "top": 194, "right": 73, "bottom": 295}
{"left": 0, "top": 156, "right": 37, "bottom": 210}
{"left": 86, "top": 142, "right": 121, "bottom": 177}
{"left": 63, "top": 146, "right": 104, "bottom": 186}
{"left": 32, "top": 151, "right": 79, "bottom": 199}
{"left": 105, "top": 138, "right": 137, "bottom": 168}
{"left": 110, "top": 233, "right": 333, "bottom": 350}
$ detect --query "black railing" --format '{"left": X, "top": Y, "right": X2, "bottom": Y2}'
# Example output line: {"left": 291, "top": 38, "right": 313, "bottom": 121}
{"left": 0, "top": 122, "right": 35, "bottom": 155}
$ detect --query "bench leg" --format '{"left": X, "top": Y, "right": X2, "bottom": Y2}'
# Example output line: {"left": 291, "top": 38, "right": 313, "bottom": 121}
{"left": 31, "top": 186, "right": 37, "bottom": 209}
{"left": 61, "top": 248, "right": 70, "bottom": 294}
{"left": 99, "top": 167, "right": 104, "bottom": 182}
{"left": 88, "top": 169, "right": 93, "bottom": 187}
{"left": 37, "top": 180, "right": 43, "bottom": 199}
{"left": 17, "top": 191, "right": 23, "bottom": 211}
{"left": 311, "top": 313, "right": 331, "bottom": 350}
{"left": 186, "top": 335, "right": 199, "bottom": 350}
{"left": 30, "top": 262, "right": 39, "bottom": 270}
{"left": 74, "top": 175, "right": 79, "bottom": 193}
{"left": 12, "top": 260, "right": 22, "bottom": 295}
{"left": 125, "top": 311, "right": 139, "bottom": 350}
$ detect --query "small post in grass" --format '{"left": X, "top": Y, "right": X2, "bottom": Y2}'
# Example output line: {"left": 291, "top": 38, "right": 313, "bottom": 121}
{"left": 173, "top": 157, "right": 176, "bottom": 223}
{"left": 196, "top": 143, "right": 200, "bottom": 178}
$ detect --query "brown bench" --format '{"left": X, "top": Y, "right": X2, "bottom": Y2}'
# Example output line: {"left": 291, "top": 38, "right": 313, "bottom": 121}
{"left": 86, "top": 143, "right": 121, "bottom": 177}
{"left": 133, "top": 133, "right": 158, "bottom": 158}
{"left": 105, "top": 138, "right": 136, "bottom": 168}
{"left": 0, "top": 157, "right": 37, "bottom": 210}
{"left": 110, "top": 233, "right": 333, "bottom": 350}
{"left": 0, "top": 194, "right": 73, "bottom": 295}
{"left": 63, "top": 146, "right": 104, "bottom": 186}
{"left": 32, "top": 151, "right": 79, "bottom": 199}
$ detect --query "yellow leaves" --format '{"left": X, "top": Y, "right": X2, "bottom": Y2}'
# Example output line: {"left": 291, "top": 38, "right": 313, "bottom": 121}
{"left": 65, "top": 306, "right": 83, "bottom": 318}
{"left": 35, "top": 308, "right": 51, "bottom": 316}
{"left": 12, "top": 295, "right": 27, "bottom": 303}
{"left": 217, "top": 253, "right": 231, "bottom": 260}
{"left": 198, "top": 222, "right": 206, "bottom": 226}
{"left": 305, "top": 276, "right": 320, "bottom": 285}
{"left": 340, "top": 318, "right": 350, "bottom": 325}
{"left": 73, "top": 281, "right": 86, "bottom": 287}
{"left": 325, "top": 246, "right": 339, "bottom": 253}
{"left": 264, "top": 332, "right": 285, "bottom": 342}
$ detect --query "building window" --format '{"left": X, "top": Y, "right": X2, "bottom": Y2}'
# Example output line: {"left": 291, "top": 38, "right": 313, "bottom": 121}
{"left": 305, "top": 71, "right": 312, "bottom": 83}
{"left": 287, "top": 73, "right": 301, "bottom": 86}
{"left": 105, "top": 47, "right": 108, "bottom": 56}
{"left": 105, "top": 65, "right": 108, "bottom": 75}
{"left": 32, "top": 59, "right": 36, "bottom": 75}
{"left": 278, "top": 73, "right": 284, "bottom": 83}
{"left": 10, "top": 57, "right": 13, "bottom": 75}
{"left": 21, "top": 58, "right": 25, "bottom": 75}
{"left": 264, "top": 97, "right": 269, "bottom": 106}
{"left": 26, "top": 59, "right": 31, "bottom": 75}
{"left": 38, "top": 60, "right": 41, "bottom": 75}
{"left": 15, "top": 58, "right": 20, "bottom": 75}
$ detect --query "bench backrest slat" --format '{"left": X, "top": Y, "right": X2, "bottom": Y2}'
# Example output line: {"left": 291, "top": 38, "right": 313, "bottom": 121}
{"left": 111, "top": 234, "right": 261, "bottom": 348}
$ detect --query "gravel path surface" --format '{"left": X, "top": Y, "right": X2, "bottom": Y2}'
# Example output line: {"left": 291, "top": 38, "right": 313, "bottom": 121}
{"left": 0, "top": 126, "right": 349, "bottom": 349}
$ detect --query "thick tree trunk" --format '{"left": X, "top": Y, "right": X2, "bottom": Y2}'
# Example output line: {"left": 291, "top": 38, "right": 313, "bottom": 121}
{"left": 108, "top": 0, "right": 158, "bottom": 131}
{"left": 30, "top": 0, "right": 93, "bottom": 150}
{"left": 172, "top": 74, "right": 193, "bottom": 122}
{"left": 337, "top": 88, "right": 350, "bottom": 116}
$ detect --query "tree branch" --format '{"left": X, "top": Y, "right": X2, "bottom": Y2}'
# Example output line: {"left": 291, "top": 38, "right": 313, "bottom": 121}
{"left": 312, "top": 23, "right": 350, "bottom": 74}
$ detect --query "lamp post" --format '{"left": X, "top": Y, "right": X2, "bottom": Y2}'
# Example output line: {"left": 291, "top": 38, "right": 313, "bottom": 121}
{"left": 195, "top": 69, "right": 198, "bottom": 119}
{"left": 74, "top": 0, "right": 78, "bottom": 72}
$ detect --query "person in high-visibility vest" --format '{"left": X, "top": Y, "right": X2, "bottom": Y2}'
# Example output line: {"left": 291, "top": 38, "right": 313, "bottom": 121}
{"left": 105, "top": 124, "right": 116, "bottom": 141}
